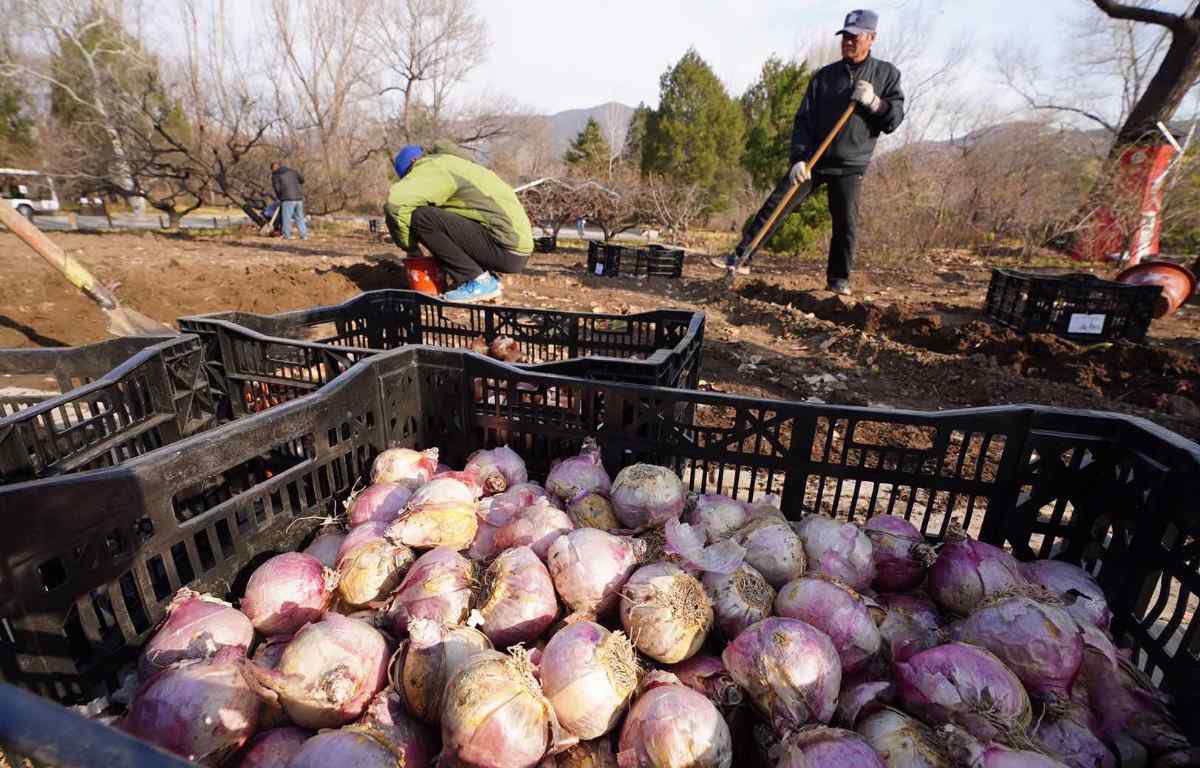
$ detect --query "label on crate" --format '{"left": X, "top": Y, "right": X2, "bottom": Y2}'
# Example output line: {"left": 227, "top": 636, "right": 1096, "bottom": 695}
{"left": 594, "top": 263, "right": 605, "bottom": 275}
{"left": 1067, "top": 313, "right": 1106, "bottom": 334}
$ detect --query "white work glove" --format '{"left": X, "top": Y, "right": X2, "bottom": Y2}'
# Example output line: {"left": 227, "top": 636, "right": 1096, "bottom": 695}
{"left": 788, "top": 160, "right": 811, "bottom": 185}
{"left": 852, "top": 80, "right": 882, "bottom": 113}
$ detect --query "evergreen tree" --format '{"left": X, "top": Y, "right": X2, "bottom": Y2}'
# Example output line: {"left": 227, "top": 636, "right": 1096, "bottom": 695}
{"left": 46, "top": 10, "right": 193, "bottom": 216}
{"left": 640, "top": 49, "right": 745, "bottom": 213}
{"left": 0, "top": 68, "right": 34, "bottom": 163}
{"left": 48, "top": 11, "right": 160, "bottom": 133}
{"left": 739, "top": 56, "right": 829, "bottom": 253}
{"left": 564, "top": 116, "right": 611, "bottom": 177}
{"left": 741, "top": 57, "right": 811, "bottom": 190}
{"left": 621, "top": 102, "right": 651, "bottom": 168}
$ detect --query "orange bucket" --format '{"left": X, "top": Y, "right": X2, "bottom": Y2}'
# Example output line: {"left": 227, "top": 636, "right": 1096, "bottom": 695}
{"left": 1116, "top": 260, "right": 1197, "bottom": 318}
{"left": 403, "top": 256, "right": 446, "bottom": 296}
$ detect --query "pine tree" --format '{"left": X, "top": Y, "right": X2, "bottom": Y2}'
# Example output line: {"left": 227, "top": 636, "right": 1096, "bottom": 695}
{"left": 739, "top": 56, "right": 829, "bottom": 254}
{"left": 640, "top": 48, "right": 745, "bottom": 213}
{"left": 0, "top": 70, "right": 34, "bottom": 163}
{"left": 564, "top": 117, "right": 611, "bottom": 177}
{"left": 621, "top": 103, "right": 651, "bottom": 168}
{"left": 741, "top": 57, "right": 811, "bottom": 191}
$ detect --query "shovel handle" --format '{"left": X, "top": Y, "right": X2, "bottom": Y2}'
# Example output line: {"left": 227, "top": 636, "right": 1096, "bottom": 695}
{"left": 738, "top": 102, "right": 858, "bottom": 262}
{"left": 0, "top": 199, "right": 118, "bottom": 310}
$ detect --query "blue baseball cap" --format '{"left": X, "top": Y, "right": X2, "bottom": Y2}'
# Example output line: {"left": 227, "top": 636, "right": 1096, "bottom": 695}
{"left": 393, "top": 145, "right": 424, "bottom": 178}
{"left": 837, "top": 9, "right": 878, "bottom": 36}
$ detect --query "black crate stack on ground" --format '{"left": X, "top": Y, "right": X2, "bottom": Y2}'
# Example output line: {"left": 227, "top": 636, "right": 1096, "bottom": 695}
{"left": 533, "top": 235, "right": 557, "bottom": 253}
{"left": 2, "top": 346, "right": 1200, "bottom": 761}
{"left": 179, "top": 289, "right": 704, "bottom": 421}
{"left": 0, "top": 336, "right": 216, "bottom": 485}
{"left": 984, "top": 267, "right": 1162, "bottom": 341}
{"left": 586, "top": 240, "right": 686, "bottom": 278}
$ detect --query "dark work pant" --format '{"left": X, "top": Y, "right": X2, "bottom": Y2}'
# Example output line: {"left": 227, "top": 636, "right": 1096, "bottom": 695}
{"left": 409, "top": 206, "right": 529, "bottom": 284}
{"left": 738, "top": 171, "right": 864, "bottom": 283}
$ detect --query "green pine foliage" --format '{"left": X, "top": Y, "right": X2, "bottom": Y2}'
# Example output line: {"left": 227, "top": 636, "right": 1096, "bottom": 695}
{"left": 564, "top": 117, "right": 611, "bottom": 177}
{"left": 0, "top": 72, "right": 34, "bottom": 164}
{"left": 740, "top": 56, "right": 829, "bottom": 254}
{"left": 641, "top": 48, "right": 745, "bottom": 214}
{"left": 622, "top": 103, "right": 651, "bottom": 168}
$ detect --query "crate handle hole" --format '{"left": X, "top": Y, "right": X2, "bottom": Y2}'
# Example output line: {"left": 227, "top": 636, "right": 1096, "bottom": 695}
{"left": 37, "top": 557, "right": 67, "bottom": 591}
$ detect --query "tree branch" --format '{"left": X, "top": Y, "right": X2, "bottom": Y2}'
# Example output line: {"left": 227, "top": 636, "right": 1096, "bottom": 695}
{"left": 1026, "top": 102, "right": 1119, "bottom": 134}
{"left": 1090, "top": 0, "right": 1186, "bottom": 31}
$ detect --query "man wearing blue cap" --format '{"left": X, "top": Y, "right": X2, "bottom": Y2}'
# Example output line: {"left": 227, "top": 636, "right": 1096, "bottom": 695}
{"left": 384, "top": 144, "right": 534, "bottom": 302}
{"left": 713, "top": 8, "right": 904, "bottom": 295}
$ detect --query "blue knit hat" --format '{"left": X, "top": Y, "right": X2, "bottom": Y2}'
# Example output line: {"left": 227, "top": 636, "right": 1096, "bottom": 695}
{"left": 393, "top": 145, "right": 424, "bottom": 178}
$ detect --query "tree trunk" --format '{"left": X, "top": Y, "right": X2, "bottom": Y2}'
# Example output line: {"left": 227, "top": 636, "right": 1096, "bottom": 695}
{"left": 1115, "top": 20, "right": 1200, "bottom": 149}
{"left": 241, "top": 204, "right": 267, "bottom": 227}
{"left": 403, "top": 82, "right": 414, "bottom": 143}
{"left": 1092, "top": 2, "right": 1200, "bottom": 153}
{"left": 102, "top": 123, "right": 146, "bottom": 215}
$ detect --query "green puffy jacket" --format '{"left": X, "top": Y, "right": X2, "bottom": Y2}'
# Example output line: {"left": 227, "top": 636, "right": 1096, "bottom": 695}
{"left": 384, "top": 153, "right": 534, "bottom": 255}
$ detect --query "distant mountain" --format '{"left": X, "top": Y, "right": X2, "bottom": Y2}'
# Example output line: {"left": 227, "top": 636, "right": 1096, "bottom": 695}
{"left": 888, "top": 118, "right": 1197, "bottom": 161}
{"left": 546, "top": 102, "right": 636, "bottom": 156}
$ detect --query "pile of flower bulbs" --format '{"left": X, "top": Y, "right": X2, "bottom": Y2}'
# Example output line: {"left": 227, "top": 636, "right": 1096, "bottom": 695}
{"left": 112, "top": 438, "right": 1193, "bottom": 768}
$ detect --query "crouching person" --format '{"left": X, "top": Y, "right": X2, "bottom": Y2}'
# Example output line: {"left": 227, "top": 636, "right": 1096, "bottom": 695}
{"left": 384, "top": 144, "right": 533, "bottom": 302}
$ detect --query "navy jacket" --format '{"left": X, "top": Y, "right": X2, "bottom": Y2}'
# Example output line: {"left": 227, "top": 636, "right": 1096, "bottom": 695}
{"left": 790, "top": 56, "right": 905, "bottom": 175}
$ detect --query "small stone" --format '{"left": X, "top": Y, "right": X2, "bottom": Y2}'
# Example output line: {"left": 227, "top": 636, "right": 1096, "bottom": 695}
{"left": 827, "top": 389, "right": 870, "bottom": 407}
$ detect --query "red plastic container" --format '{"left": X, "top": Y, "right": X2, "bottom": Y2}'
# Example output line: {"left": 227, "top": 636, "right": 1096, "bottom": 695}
{"left": 403, "top": 256, "right": 446, "bottom": 296}
{"left": 1116, "top": 260, "right": 1197, "bottom": 318}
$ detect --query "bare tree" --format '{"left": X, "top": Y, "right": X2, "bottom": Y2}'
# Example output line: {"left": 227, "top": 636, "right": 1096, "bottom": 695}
{"left": 1001, "top": 1, "right": 1200, "bottom": 150}
{"left": 489, "top": 114, "right": 561, "bottom": 181}
{"left": 369, "top": 0, "right": 487, "bottom": 144}
{"left": 574, "top": 174, "right": 641, "bottom": 241}
{"left": 1093, "top": 0, "right": 1200, "bottom": 147}
{"left": 794, "top": 33, "right": 842, "bottom": 70}
{"left": 1, "top": 0, "right": 154, "bottom": 212}
{"left": 264, "top": 0, "right": 376, "bottom": 212}
{"left": 641, "top": 173, "right": 705, "bottom": 238}
{"left": 875, "top": 0, "right": 974, "bottom": 145}
{"left": 162, "top": 0, "right": 277, "bottom": 221}
{"left": 517, "top": 178, "right": 577, "bottom": 241}
{"left": 601, "top": 101, "right": 630, "bottom": 176}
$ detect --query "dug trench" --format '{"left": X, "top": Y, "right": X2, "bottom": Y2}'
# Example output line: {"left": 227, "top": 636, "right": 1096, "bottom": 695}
{"left": 735, "top": 280, "right": 1200, "bottom": 419}
{"left": 2, "top": 232, "right": 1198, "bottom": 442}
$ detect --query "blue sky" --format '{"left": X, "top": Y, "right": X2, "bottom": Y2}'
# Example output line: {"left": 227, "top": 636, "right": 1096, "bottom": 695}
{"left": 463, "top": 0, "right": 1195, "bottom": 117}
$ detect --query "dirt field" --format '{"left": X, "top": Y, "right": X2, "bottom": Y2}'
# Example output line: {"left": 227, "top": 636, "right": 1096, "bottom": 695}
{"left": 3, "top": 226, "right": 1198, "bottom": 440}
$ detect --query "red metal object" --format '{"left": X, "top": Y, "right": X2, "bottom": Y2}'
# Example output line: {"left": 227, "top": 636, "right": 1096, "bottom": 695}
{"left": 1116, "top": 260, "right": 1197, "bottom": 318}
{"left": 403, "top": 256, "right": 446, "bottom": 296}
{"left": 1073, "top": 143, "right": 1178, "bottom": 265}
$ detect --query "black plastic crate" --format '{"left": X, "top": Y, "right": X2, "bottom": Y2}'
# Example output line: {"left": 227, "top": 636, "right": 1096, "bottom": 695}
{"left": 984, "top": 268, "right": 1162, "bottom": 341}
{"left": 534, "top": 235, "right": 557, "bottom": 253}
{"left": 586, "top": 240, "right": 686, "bottom": 278}
{"left": 2, "top": 346, "right": 1200, "bottom": 763}
{"left": 178, "top": 289, "right": 704, "bottom": 420}
{"left": 0, "top": 336, "right": 216, "bottom": 485}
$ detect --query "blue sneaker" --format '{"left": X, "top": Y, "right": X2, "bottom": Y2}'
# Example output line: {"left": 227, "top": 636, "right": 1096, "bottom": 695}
{"left": 443, "top": 272, "right": 502, "bottom": 302}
